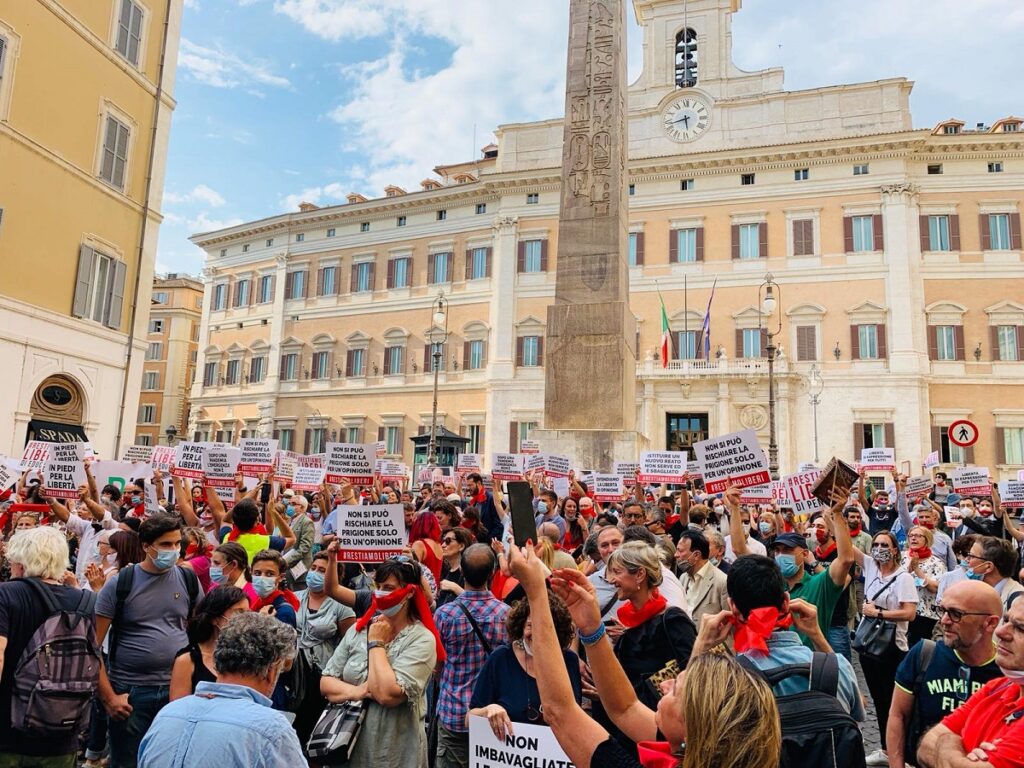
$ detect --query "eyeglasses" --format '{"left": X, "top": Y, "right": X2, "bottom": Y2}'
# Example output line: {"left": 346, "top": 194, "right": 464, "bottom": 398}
{"left": 936, "top": 605, "right": 993, "bottom": 623}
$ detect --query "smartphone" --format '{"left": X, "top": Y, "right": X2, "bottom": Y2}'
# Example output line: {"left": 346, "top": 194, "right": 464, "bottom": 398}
{"left": 507, "top": 481, "right": 538, "bottom": 548}
{"left": 260, "top": 482, "right": 272, "bottom": 505}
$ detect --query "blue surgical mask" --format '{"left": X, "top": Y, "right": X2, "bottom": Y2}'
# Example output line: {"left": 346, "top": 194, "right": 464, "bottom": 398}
{"left": 537, "top": 501, "right": 548, "bottom": 515}
{"left": 152, "top": 549, "right": 178, "bottom": 571}
{"left": 306, "top": 571, "right": 325, "bottom": 592}
{"left": 209, "top": 566, "right": 226, "bottom": 584}
{"left": 775, "top": 553, "right": 800, "bottom": 578}
{"left": 253, "top": 575, "right": 278, "bottom": 597}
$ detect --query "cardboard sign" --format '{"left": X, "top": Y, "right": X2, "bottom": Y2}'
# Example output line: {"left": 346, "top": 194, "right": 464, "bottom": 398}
{"left": 741, "top": 484, "right": 773, "bottom": 504}
{"left": 275, "top": 450, "right": 298, "bottom": 481}
{"left": 491, "top": 453, "right": 525, "bottom": 481}
{"left": 292, "top": 466, "right": 326, "bottom": 492}
{"left": 44, "top": 442, "right": 87, "bottom": 500}
{"left": 997, "top": 481, "right": 1024, "bottom": 508}
{"left": 469, "top": 716, "right": 574, "bottom": 768}
{"left": 904, "top": 475, "right": 933, "bottom": 501}
{"left": 238, "top": 438, "right": 278, "bottom": 476}
{"left": 456, "top": 453, "right": 481, "bottom": 471}
{"left": 924, "top": 451, "right": 940, "bottom": 470}
{"left": 20, "top": 441, "right": 52, "bottom": 472}
{"left": 172, "top": 442, "right": 207, "bottom": 480}
{"left": 151, "top": 445, "right": 176, "bottom": 472}
{"left": 860, "top": 448, "right": 896, "bottom": 473}
{"left": 324, "top": 443, "right": 375, "bottom": 485}
{"left": 375, "top": 441, "right": 387, "bottom": 458}
{"left": 121, "top": 445, "right": 154, "bottom": 464}
{"left": 614, "top": 462, "right": 639, "bottom": 487}
{"left": 592, "top": 473, "right": 624, "bottom": 502}
{"left": 694, "top": 429, "right": 770, "bottom": 494}
{"left": 784, "top": 470, "right": 824, "bottom": 519}
{"left": 520, "top": 439, "right": 540, "bottom": 455}
{"left": 638, "top": 452, "right": 687, "bottom": 484}
{"left": 952, "top": 467, "right": 991, "bottom": 497}
{"left": 331, "top": 503, "right": 405, "bottom": 562}
{"left": 297, "top": 453, "right": 325, "bottom": 470}
{"left": 375, "top": 460, "right": 408, "bottom": 483}
{"left": 544, "top": 455, "right": 571, "bottom": 478}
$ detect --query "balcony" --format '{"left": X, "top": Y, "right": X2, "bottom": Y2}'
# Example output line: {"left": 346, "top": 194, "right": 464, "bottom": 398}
{"left": 637, "top": 357, "right": 790, "bottom": 378}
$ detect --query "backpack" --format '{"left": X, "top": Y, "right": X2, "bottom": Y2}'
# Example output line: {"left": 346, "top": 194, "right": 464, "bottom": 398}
{"left": 108, "top": 565, "right": 200, "bottom": 669}
{"left": 10, "top": 579, "right": 101, "bottom": 738}
{"left": 738, "top": 652, "right": 866, "bottom": 768}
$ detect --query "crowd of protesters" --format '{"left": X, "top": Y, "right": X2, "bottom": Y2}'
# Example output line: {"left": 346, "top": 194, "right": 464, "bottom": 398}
{"left": 0, "top": 455, "right": 1023, "bottom": 768}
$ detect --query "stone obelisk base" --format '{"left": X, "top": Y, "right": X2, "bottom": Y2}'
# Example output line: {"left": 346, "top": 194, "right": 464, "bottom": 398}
{"left": 529, "top": 428, "right": 644, "bottom": 472}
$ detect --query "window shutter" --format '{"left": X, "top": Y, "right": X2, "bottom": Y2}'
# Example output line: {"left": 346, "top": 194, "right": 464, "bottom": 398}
{"left": 378, "top": 427, "right": 385, "bottom": 442}
{"left": 949, "top": 215, "right": 961, "bottom": 251}
{"left": 1010, "top": 213, "right": 1022, "bottom": 250}
{"left": 695, "top": 228, "right": 704, "bottom": 261}
{"left": 735, "top": 328, "right": 744, "bottom": 358}
{"left": 850, "top": 325, "right": 860, "bottom": 359}
{"left": 509, "top": 422, "right": 518, "bottom": 453}
{"left": 72, "top": 245, "right": 95, "bottom": 318}
{"left": 428, "top": 253, "right": 436, "bottom": 283}
{"left": 516, "top": 337, "right": 524, "bottom": 366}
{"left": 316, "top": 268, "right": 325, "bottom": 296}
{"left": 536, "top": 337, "right": 544, "bottom": 366}
{"left": 108, "top": 259, "right": 126, "bottom": 329}
{"left": 367, "top": 263, "right": 375, "bottom": 291}
{"left": 918, "top": 215, "right": 930, "bottom": 252}
{"left": 927, "top": 326, "right": 938, "bottom": 360}
{"left": 540, "top": 240, "right": 549, "bottom": 272}
{"left": 872, "top": 214, "right": 884, "bottom": 251}
{"left": 843, "top": 217, "right": 854, "bottom": 253}
{"left": 350, "top": 264, "right": 359, "bottom": 292}
{"left": 463, "top": 341, "right": 471, "bottom": 369}
{"left": 980, "top": 215, "right": 992, "bottom": 250}
{"left": 387, "top": 259, "right": 396, "bottom": 289}
{"left": 758, "top": 222, "right": 768, "bottom": 259}
{"left": 635, "top": 232, "right": 645, "bottom": 265}
{"left": 876, "top": 324, "right": 887, "bottom": 359}
{"left": 465, "top": 250, "right": 473, "bottom": 280}
{"left": 303, "top": 429, "right": 312, "bottom": 454}
{"left": 730, "top": 225, "right": 740, "bottom": 259}
{"left": 1018, "top": 326, "right": 1024, "bottom": 361}
{"left": 997, "top": 428, "right": 1007, "bottom": 465}
{"left": 485, "top": 247, "right": 493, "bottom": 277}
{"left": 953, "top": 325, "right": 965, "bottom": 361}
{"left": 345, "top": 350, "right": 353, "bottom": 377}
{"left": 853, "top": 423, "right": 864, "bottom": 457}
{"left": 883, "top": 422, "right": 895, "bottom": 451}
{"left": 669, "top": 230, "right": 679, "bottom": 262}
{"left": 424, "top": 343, "right": 431, "bottom": 370}
{"left": 383, "top": 348, "right": 392, "bottom": 375}
{"left": 517, "top": 241, "right": 526, "bottom": 273}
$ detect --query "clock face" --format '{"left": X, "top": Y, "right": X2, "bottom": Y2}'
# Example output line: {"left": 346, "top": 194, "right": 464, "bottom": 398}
{"left": 662, "top": 96, "right": 711, "bottom": 142}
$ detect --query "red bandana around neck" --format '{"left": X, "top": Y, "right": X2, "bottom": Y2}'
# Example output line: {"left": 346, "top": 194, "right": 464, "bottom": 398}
{"left": 227, "top": 523, "right": 268, "bottom": 541}
{"left": 909, "top": 546, "right": 933, "bottom": 561}
{"left": 637, "top": 741, "right": 682, "bottom": 768}
{"left": 354, "top": 584, "right": 447, "bottom": 663}
{"left": 815, "top": 540, "right": 837, "bottom": 561}
{"left": 729, "top": 606, "right": 794, "bottom": 655}
{"left": 616, "top": 589, "right": 668, "bottom": 629}
{"left": 254, "top": 589, "right": 300, "bottom": 613}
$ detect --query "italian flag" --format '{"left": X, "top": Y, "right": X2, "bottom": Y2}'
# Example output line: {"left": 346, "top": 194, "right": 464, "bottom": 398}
{"left": 660, "top": 295, "right": 670, "bottom": 368}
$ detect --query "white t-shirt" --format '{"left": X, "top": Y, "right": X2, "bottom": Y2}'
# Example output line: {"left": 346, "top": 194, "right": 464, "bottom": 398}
{"left": 862, "top": 555, "right": 919, "bottom": 651}
{"left": 723, "top": 534, "right": 767, "bottom": 563}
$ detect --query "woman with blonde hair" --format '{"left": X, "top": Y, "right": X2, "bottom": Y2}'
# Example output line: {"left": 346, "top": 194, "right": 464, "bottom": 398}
{"left": 505, "top": 544, "right": 781, "bottom": 768}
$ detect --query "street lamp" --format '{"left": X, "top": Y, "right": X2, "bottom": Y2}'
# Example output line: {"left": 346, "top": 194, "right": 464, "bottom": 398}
{"left": 758, "top": 274, "right": 783, "bottom": 479}
{"left": 164, "top": 425, "right": 178, "bottom": 445}
{"left": 427, "top": 291, "right": 449, "bottom": 468}
{"left": 808, "top": 363, "right": 824, "bottom": 464}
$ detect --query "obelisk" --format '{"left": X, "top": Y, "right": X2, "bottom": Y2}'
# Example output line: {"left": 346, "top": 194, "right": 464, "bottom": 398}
{"left": 536, "top": 0, "right": 638, "bottom": 470}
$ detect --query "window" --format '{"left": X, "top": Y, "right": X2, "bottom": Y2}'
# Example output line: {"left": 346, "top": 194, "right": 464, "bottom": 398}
{"left": 397, "top": 216, "right": 407, "bottom": 227}
{"left": 674, "top": 27, "right": 697, "bottom": 87}
{"left": 385, "top": 426, "right": 401, "bottom": 455}
{"left": 853, "top": 164, "right": 870, "bottom": 176}
{"left": 225, "top": 359, "right": 241, "bottom": 385}
{"left": 266, "top": 238, "right": 274, "bottom": 247}
{"left": 344, "top": 427, "right": 361, "bottom": 443}
{"left": 437, "top": 210, "right": 447, "bottom": 221}
{"left": 139, "top": 404, "right": 155, "bottom": 423}
{"left": 288, "top": 270, "right": 306, "bottom": 299}
{"left": 203, "top": 362, "right": 218, "bottom": 386}
{"left": 467, "top": 340, "right": 485, "bottom": 370}
{"left": 674, "top": 330, "right": 697, "bottom": 360}
{"left": 310, "top": 428, "right": 327, "bottom": 454}
{"left": 796, "top": 326, "right": 817, "bottom": 361}
{"left": 628, "top": 233, "right": 639, "bottom": 266}
{"left": 137, "top": 434, "right": 152, "bottom": 446}
{"left": 476, "top": 203, "right": 487, "bottom": 215}
{"left": 997, "top": 326, "right": 1019, "bottom": 361}
{"left": 360, "top": 222, "right": 370, "bottom": 232}
{"left": 1004, "top": 428, "right": 1024, "bottom": 464}
{"left": 295, "top": 233, "right": 304, "bottom": 242}
{"left": 935, "top": 325, "right": 957, "bottom": 360}
{"left": 233, "top": 278, "right": 250, "bottom": 307}
{"left": 148, "top": 319, "right": 163, "bottom": 333}
{"left": 320, "top": 265, "right": 337, "bottom": 296}
{"left": 927, "top": 164, "right": 943, "bottom": 175}
{"left": 628, "top": 185, "right": 635, "bottom": 197}
{"left": 467, "top": 424, "right": 484, "bottom": 454}
{"left": 114, "top": 0, "right": 144, "bottom": 66}
{"left": 927, "top": 215, "right": 951, "bottom": 251}
{"left": 526, "top": 193, "right": 539, "bottom": 205}
{"left": 988, "top": 214, "right": 1012, "bottom": 250}
{"left": 794, "top": 168, "right": 809, "bottom": 181}
{"left": 858, "top": 324, "right": 879, "bottom": 359}
{"left": 430, "top": 252, "right": 451, "bottom": 284}
{"left": 249, "top": 356, "right": 266, "bottom": 383}
{"left": 741, "top": 328, "right": 762, "bottom": 358}
{"left": 384, "top": 346, "right": 404, "bottom": 375}
{"left": 675, "top": 228, "right": 698, "bottom": 262}
{"left": 278, "top": 429, "right": 294, "bottom": 451}
{"left": 327, "top": 228, "right": 336, "bottom": 237}
{"left": 346, "top": 348, "right": 365, "bottom": 376}
{"left": 741, "top": 173, "right": 755, "bottom": 186}
{"left": 258, "top": 274, "right": 273, "bottom": 303}
{"left": 142, "top": 371, "right": 159, "bottom": 390}
{"left": 851, "top": 215, "right": 875, "bottom": 252}
{"left": 519, "top": 336, "right": 542, "bottom": 366}
{"left": 145, "top": 342, "right": 162, "bottom": 360}
{"left": 680, "top": 179, "right": 694, "bottom": 191}
{"left": 939, "top": 429, "right": 966, "bottom": 464}
{"left": 354, "top": 262, "right": 373, "bottom": 293}
{"left": 152, "top": 292, "right": 167, "bottom": 304}
{"left": 989, "top": 162, "right": 1004, "bottom": 174}
{"left": 738, "top": 224, "right": 760, "bottom": 260}
{"left": 521, "top": 240, "right": 543, "bottom": 272}
{"left": 280, "top": 353, "right": 298, "bottom": 381}
{"left": 242, "top": 244, "right": 250, "bottom": 253}
{"left": 468, "top": 248, "right": 488, "bottom": 280}
{"left": 390, "top": 257, "right": 410, "bottom": 288}
{"left": 213, "top": 284, "right": 226, "bottom": 310}
{"left": 793, "top": 219, "right": 814, "bottom": 256}
{"left": 311, "top": 351, "right": 330, "bottom": 379}
{"left": 99, "top": 115, "right": 130, "bottom": 190}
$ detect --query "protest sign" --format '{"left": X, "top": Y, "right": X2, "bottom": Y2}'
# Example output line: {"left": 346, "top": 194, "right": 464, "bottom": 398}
{"left": 172, "top": 442, "right": 207, "bottom": 480}
{"left": 325, "top": 443, "right": 375, "bottom": 485}
{"left": 544, "top": 455, "right": 571, "bottom": 478}
{"left": 292, "top": 466, "right": 326, "bottom": 492}
{"left": 694, "top": 429, "right": 770, "bottom": 493}
{"left": 638, "top": 452, "right": 686, "bottom": 484}
{"left": 997, "top": 481, "right": 1024, "bottom": 508}
{"left": 592, "top": 473, "right": 624, "bottom": 503}
{"left": 297, "top": 453, "right": 325, "bottom": 469}
{"left": 331, "top": 503, "right": 405, "bottom": 562}
{"left": 121, "top": 445, "right": 154, "bottom": 464}
{"left": 924, "top": 451, "right": 940, "bottom": 470}
{"left": 151, "top": 445, "right": 176, "bottom": 472}
{"left": 859, "top": 448, "right": 896, "bottom": 473}
{"left": 375, "top": 460, "right": 408, "bottom": 483}
{"left": 491, "top": 454, "right": 525, "bottom": 481}
{"left": 811, "top": 457, "right": 857, "bottom": 506}
{"left": 904, "top": 475, "right": 933, "bottom": 500}
{"left": 614, "top": 462, "right": 639, "bottom": 487}
{"left": 952, "top": 467, "right": 991, "bottom": 497}
{"left": 457, "top": 453, "right": 481, "bottom": 471}
{"left": 20, "top": 441, "right": 52, "bottom": 472}
{"left": 784, "top": 470, "right": 824, "bottom": 519}
{"left": 469, "top": 716, "right": 574, "bottom": 768}
{"left": 44, "top": 443, "right": 87, "bottom": 500}
{"left": 238, "top": 438, "right": 278, "bottom": 476}
{"left": 520, "top": 439, "right": 540, "bottom": 455}
{"left": 375, "top": 441, "right": 387, "bottom": 458}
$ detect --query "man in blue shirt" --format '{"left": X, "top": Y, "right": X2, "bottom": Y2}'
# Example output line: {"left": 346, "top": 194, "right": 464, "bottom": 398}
{"left": 138, "top": 612, "right": 304, "bottom": 768}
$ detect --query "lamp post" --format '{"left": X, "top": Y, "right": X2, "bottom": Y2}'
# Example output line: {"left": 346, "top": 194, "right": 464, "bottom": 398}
{"left": 164, "top": 425, "right": 178, "bottom": 445}
{"left": 808, "top": 363, "right": 824, "bottom": 464}
{"left": 427, "top": 291, "right": 449, "bottom": 468}
{"left": 758, "top": 274, "right": 783, "bottom": 479}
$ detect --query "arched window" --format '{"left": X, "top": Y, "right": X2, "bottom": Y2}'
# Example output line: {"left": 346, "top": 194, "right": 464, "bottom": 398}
{"left": 675, "top": 28, "right": 697, "bottom": 88}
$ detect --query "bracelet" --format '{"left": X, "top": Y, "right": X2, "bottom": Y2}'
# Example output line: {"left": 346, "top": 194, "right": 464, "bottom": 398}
{"left": 578, "top": 623, "right": 607, "bottom": 646}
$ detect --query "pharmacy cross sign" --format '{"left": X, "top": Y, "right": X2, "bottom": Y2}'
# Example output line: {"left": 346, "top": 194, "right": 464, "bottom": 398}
{"left": 948, "top": 420, "right": 979, "bottom": 448}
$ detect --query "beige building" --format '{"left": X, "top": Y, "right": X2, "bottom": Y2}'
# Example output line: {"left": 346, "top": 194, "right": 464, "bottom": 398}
{"left": 188, "top": 0, "right": 1024, "bottom": 481}
{"left": 0, "top": 0, "right": 184, "bottom": 457}
{"left": 135, "top": 274, "right": 203, "bottom": 446}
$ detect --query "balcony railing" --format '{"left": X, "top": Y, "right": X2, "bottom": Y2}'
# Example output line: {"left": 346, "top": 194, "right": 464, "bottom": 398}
{"left": 637, "top": 357, "right": 789, "bottom": 377}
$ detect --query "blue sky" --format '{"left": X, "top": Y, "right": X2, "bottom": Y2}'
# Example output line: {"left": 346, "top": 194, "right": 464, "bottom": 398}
{"left": 158, "top": 0, "right": 1024, "bottom": 274}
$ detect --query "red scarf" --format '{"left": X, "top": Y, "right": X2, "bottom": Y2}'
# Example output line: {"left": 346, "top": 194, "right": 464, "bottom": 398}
{"left": 254, "top": 589, "right": 300, "bottom": 613}
{"left": 354, "top": 584, "right": 447, "bottom": 663}
{"left": 909, "top": 546, "right": 933, "bottom": 560}
{"left": 227, "top": 523, "right": 268, "bottom": 541}
{"left": 637, "top": 741, "right": 682, "bottom": 768}
{"left": 814, "top": 540, "right": 837, "bottom": 561}
{"left": 616, "top": 589, "right": 667, "bottom": 629}
{"left": 730, "top": 607, "right": 794, "bottom": 655}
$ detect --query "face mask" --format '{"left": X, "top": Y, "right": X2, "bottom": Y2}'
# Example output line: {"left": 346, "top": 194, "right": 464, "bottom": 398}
{"left": 775, "top": 554, "right": 800, "bottom": 578}
{"left": 253, "top": 575, "right": 278, "bottom": 598}
{"left": 965, "top": 567, "right": 985, "bottom": 581}
{"left": 537, "top": 501, "right": 548, "bottom": 515}
{"left": 759, "top": 521, "right": 773, "bottom": 536}
{"left": 306, "top": 571, "right": 325, "bottom": 592}
{"left": 374, "top": 589, "right": 406, "bottom": 617}
{"left": 871, "top": 547, "right": 894, "bottom": 564}
{"left": 209, "top": 566, "right": 227, "bottom": 584}
{"left": 151, "top": 549, "right": 178, "bottom": 571}
{"left": 286, "top": 504, "right": 296, "bottom": 518}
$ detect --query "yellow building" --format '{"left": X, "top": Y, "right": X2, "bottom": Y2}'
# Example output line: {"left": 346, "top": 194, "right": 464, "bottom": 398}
{"left": 0, "top": 0, "right": 183, "bottom": 457}
{"left": 135, "top": 274, "right": 202, "bottom": 447}
{"left": 189, "top": 0, "right": 1024, "bottom": 481}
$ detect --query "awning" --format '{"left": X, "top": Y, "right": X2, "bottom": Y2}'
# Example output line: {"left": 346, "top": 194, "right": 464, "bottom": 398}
{"left": 26, "top": 419, "right": 90, "bottom": 444}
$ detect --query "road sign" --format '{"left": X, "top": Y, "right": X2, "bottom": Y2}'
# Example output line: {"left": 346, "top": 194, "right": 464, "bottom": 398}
{"left": 948, "top": 420, "right": 979, "bottom": 448}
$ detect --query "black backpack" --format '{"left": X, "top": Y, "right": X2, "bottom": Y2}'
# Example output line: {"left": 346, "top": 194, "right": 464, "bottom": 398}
{"left": 738, "top": 652, "right": 866, "bottom": 768}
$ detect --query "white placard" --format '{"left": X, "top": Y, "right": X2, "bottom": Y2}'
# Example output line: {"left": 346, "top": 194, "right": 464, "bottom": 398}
{"left": 238, "top": 438, "right": 278, "bottom": 476}
{"left": 375, "top": 460, "right": 408, "bottom": 483}
{"left": 151, "top": 445, "right": 176, "bottom": 472}
{"left": 121, "top": 445, "right": 154, "bottom": 464}
{"left": 784, "top": 470, "right": 824, "bottom": 519}
{"left": 695, "top": 429, "right": 770, "bottom": 494}
{"left": 20, "top": 441, "right": 53, "bottom": 472}
{"left": 952, "top": 467, "right": 991, "bottom": 496}
{"left": 904, "top": 475, "right": 933, "bottom": 500}
{"left": 544, "top": 455, "right": 571, "bottom": 478}
{"left": 614, "top": 462, "right": 640, "bottom": 487}
{"left": 491, "top": 453, "right": 525, "bottom": 481}
{"left": 998, "top": 481, "right": 1024, "bottom": 508}
{"left": 325, "top": 443, "right": 375, "bottom": 485}
{"left": 173, "top": 442, "right": 207, "bottom": 480}
{"left": 292, "top": 466, "right": 326, "bottom": 492}
{"left": 520, "top": 439, "right": 540, "bottom": 455}
{"left": 924, "top": 451, "right": 940, "bottom": 470}
{"left": 469, "top": 716, "right": 574, "bottom": 768}
{"left": 331, "top": 503, "right": 405, "bottom": 562}
{"left": 638, "top": 451, "right": 687, "bottom": 484}
{"left": 44, "top": 442, "right": 87, "bottom": 500}
{"left": 860, "top": 448, "right": 896, "bottom": 473}
{"left": 456, "top": 453, "right": 481, "bottom": 471}
{"left": 592, "top": 473, "right": 624, "bottom": 502}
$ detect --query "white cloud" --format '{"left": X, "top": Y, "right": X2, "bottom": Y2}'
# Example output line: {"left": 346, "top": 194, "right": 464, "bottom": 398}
{"left": 164, "top": 183, "right": 226, "bottom": 207}
{"left": 178, "top": 38, "right": 291, "bottom": 90}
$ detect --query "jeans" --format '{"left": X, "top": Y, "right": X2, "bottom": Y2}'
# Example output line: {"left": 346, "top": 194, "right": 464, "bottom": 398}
{"left": 435, "top": 725, "right": 469, "bottom": 768}
{"left": 826, "top": 624, "right": 852, "bottom": 662}
{"left": 108, "top": 682, "right": 169, "bottom": 768}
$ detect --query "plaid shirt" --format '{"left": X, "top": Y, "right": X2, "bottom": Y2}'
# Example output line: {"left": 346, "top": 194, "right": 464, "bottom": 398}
{"left": 434, "top": 590, "right": 510, "bottom": 731}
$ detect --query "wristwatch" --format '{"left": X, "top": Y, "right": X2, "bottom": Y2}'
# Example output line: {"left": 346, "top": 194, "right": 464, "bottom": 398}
{"left": 367, "top": 641, "right": 386, "bottom": 652}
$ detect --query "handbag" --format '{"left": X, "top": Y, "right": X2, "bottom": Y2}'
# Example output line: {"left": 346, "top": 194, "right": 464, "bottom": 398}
{"left": 852, "top": 573, "right": 901, "bottom": 661}
{"left": 306, "top": 699, "right": 367, "bottom": 763}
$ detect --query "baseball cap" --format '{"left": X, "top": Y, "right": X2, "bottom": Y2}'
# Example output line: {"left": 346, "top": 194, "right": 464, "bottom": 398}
{"left": 773, "top": 532, "right": 807, "bottom": 550}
